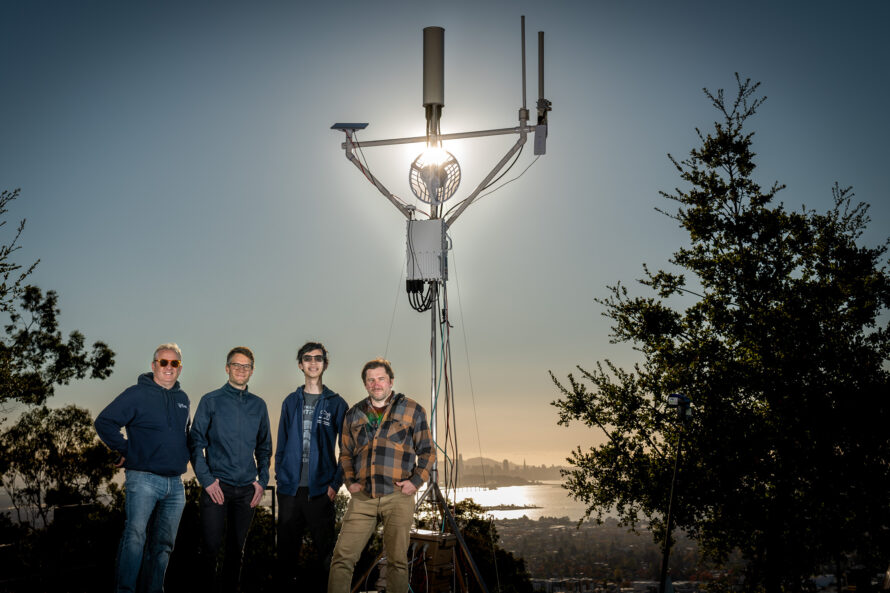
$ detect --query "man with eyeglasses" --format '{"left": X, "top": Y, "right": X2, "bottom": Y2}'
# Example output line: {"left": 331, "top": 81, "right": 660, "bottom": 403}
{"left": 95, "top": 343, "right": 191, "bottom": 593}
{"left": 189, "top": 346, "right": 272, "bottom": 593}
{"left": 328, "top": 358, "right": 435, "bottom": 593}
{"left": 274, "top": 342, "right": 347, "bottom": 592}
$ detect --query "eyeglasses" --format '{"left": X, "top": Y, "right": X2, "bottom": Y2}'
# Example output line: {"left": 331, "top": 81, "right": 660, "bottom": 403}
{"left": 228, "top": 362, "right": 253, "bottom": 371}
{"left": 154, "top": 359, "right": 182, "bottom": 368}
{"left": 301, "top": 354, "right": 325, "bottom": 363}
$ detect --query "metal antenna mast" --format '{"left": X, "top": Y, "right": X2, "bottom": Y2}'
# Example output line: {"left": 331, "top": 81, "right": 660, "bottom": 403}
{"left": 332, "top": 17, "right": 551, "bottom": 593}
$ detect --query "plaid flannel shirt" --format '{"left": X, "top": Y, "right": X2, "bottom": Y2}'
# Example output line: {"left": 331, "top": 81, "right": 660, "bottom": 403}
{"left": 339, "top": 393, "right": 435, "bottom": 498}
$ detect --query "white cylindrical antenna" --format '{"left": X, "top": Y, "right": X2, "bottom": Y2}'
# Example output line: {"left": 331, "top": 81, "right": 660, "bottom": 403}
{"left": 423, "top": 27, "right": 444, "bottom": 107}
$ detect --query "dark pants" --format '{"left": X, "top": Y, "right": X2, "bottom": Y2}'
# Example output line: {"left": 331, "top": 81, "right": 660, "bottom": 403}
{"left": 200, "top": 482, "right": 257, "bottom": 593}
{"left": 277, "top": 487, "right": 336, "bottom": 592}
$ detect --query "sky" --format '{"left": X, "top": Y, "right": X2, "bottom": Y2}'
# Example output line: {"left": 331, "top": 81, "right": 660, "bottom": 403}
{"left": 1, "top": 0, "right": 888, "bottom": 467}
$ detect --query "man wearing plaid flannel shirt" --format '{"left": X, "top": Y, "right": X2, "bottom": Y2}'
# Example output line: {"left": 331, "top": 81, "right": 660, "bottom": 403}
{"left": 328, "top": 358, "right": 435, "bottom": 593}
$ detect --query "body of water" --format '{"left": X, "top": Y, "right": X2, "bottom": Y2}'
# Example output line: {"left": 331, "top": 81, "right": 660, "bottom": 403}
{"left": 3, "top": 481, "right": 590, "bottom": 523}
{"left": 449, "top": 481, "right": 587, "bottom": 521}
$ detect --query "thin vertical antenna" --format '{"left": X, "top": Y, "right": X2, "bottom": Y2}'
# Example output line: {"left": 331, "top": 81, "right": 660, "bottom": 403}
{"left": 538, "top": 31, "right": 545, "bottom": 105}
{"left": 521, "top": 16, "right": 527, "bottom": 111}
{"left": 534, "top": 29, "right": 549, "bottom": 154}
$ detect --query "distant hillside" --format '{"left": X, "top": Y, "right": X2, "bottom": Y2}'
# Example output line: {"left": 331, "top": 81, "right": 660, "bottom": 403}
{"left": 455, "top": 456, "right": 567, "bottom": 484}
{"left": 461, "top": 457, "right": 567, "bottom": 472}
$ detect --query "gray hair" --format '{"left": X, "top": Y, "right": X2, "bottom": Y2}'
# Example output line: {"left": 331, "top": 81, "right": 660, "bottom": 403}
{"left": 153, "top": 342, "right": 182, "bottom": 361}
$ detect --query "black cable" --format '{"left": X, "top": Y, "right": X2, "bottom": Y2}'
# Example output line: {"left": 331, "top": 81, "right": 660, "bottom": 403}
{"left": 348, "top": 130, "right": 375, "bottom": 184}
{"left": 348, "top": 130, "right": 412, "bottom": 210}
{"left": 443, "top": 285, "right": 460, "bottom": 496}
{"left": 442, "top": 144, "right": 524, "bottom": 218}
{"left": 440, "top": 287, "right": 456, "bottom": 498}
{"left": 468, "top": 155, "right": 541, "bottom": 208}
{"left": 482, "top": 142, "right": 524, "bottom": 190}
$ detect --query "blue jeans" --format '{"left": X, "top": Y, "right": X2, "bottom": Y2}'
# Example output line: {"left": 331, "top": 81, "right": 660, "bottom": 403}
{"left": 117, "top": 470, "right": 186, "bottom": 593}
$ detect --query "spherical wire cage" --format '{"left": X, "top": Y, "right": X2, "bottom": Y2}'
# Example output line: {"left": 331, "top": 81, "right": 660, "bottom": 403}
{"left": 409, "top": 149, "right": 461, "bottom": 205}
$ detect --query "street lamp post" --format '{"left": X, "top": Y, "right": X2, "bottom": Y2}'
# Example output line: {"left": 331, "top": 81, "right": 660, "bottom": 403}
{"left": 659, "top": 393, "right": 691, "bottom": 593}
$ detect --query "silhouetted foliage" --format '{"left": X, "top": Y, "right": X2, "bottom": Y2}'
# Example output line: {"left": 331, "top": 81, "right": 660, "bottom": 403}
{"left": 165, "top": 478, "right": 205, "bottom": 592}
{"left": 551, "top": 75, "right": 890, "bottom": 593}
{"left": 0, "top": 497, "right": 125, "bottom": 592}
{"left": 241, "top": 504, "right": 276, "bottom": 592}
{"left": 0, "top": 404, "right": 117, "bottom": 527}
{"left": 0, "top": 188, "right": 119, "bottom": 591}
{"left": 0, "top": 188, "right": 38, "bottom": 314}
{"left": 1, "top": 285, "right": 115, "bottom": 410}
{"left": 418, "top": 498, "right": 533, "bottom": 593}
{"left": 0, "top": 282, "right": 117, "bottom": 532}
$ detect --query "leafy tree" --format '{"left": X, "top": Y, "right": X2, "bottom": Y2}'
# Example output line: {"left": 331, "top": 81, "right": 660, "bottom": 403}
{"left": 0, "top": 188, "right": 38, "bottom": 313}
{"left": 1, "top": 285, "right": 114, "bottom": 411}
{"left": 419, "top": 498, "right": 533, "bottom": 593}
{"left": 0, "top": 188, "right": 39, "bottom": 415}
{"left": 0, "top": 189, "right": 118, "bottom": 590}
{"left": 0, "top": 192, "right": 108, "bottom": 413}
{"left": 551, "top": 75, "right": 890, "bottom": 593}
{"left": 0, "top": 404, "right": 116, "bottom": 527}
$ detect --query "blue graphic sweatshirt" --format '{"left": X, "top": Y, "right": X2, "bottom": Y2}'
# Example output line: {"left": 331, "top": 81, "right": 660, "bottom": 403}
{"left": 275, "top": 385, "right": 347, "bottom": 497}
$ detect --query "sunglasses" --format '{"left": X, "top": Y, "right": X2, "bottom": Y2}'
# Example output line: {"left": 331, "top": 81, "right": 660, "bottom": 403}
{"left": 301, "top": 354, "right": 325, "bottom": 363}
{"left": 154, "top": 359, "right": 182, "bottom": 368}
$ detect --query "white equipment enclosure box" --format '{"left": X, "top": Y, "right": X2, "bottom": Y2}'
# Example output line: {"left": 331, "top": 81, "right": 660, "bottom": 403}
{"left": 407, "top": 219, "right": 447, "bottom": 281}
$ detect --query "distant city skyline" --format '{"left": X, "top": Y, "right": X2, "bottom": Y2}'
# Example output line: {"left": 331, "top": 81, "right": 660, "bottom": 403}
{"left": 1, "top": 1, "right": 888, "bottom": 467}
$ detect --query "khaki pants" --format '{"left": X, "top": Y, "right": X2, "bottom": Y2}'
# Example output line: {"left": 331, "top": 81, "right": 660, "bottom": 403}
{"left": 328, "top": 490, "right": 416, "bottom": 593}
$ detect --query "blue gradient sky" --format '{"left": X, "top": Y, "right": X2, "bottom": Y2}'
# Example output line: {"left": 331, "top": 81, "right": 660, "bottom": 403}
{"left": 2, "top": 1, "right": 888, "bottom": 465}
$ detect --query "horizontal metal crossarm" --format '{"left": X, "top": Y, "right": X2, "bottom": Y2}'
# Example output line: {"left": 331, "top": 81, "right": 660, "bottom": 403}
{"left": 336, "top": 122, "right": 533, "bottom": 223}
{"left": 339, "top": 124, "right": 538, "bottom": 149}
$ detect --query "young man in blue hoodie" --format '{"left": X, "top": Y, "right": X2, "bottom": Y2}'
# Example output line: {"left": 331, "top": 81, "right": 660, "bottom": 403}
{"left": 189, "top": 346, "right": 272, "bottom": 593}
{"left": 275, "top": 341, "right": 348, "bottom": 592}
{"left": 95, "top": 343, "right": 190, "bottom": 593}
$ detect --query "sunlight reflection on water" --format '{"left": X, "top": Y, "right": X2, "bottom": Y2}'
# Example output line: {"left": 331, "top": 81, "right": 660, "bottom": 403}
{"left": 449, "top": 481, "right": 586, "bottom": 521}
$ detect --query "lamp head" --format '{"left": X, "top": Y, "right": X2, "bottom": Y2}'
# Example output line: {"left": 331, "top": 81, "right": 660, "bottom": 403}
{"left": 667, "top": 393, "right": 692, "bottom": 421}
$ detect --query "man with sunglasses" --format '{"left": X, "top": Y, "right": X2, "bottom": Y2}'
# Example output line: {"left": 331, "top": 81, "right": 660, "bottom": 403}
{"left": 95, "top": 343, "right": 190, "bottom": 593}
{"left": 189, "top": 346, "right": 272, "bottom": 593}
{"left": 274, "top": 342, "right": 347, "bottom": 592}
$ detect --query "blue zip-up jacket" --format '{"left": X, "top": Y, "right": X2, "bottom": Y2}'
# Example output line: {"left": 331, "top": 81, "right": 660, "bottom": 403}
{"left": 275, "top": 385, "right": 347, "bottom": 497}
{"left": 94, "top": 373, "right": 191, "bottom": 477}
{"left": 189, "top": 382, "right": 272, "bottom": 489}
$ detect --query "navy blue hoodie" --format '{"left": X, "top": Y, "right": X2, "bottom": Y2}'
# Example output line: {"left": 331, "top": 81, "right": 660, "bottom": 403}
{"left": 275, "top": 385, "right": 347, "bottom": 497}
{"left": 95, "top": 372, "right": 191, "bottom": 477}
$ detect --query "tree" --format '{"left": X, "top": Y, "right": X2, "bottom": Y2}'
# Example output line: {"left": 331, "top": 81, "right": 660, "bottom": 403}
{"left": 551, "top": 75, "right": 890, "bottom": 593}
{"left": 0, "top": 190, "right": 118, "bottom": 590}
{"left": 418, "top": 499, "right": 533, "bottom": 593}
{"left": 0, "top": 404, "right": 116, "bottom": 527}
{"left": 1, "top": 285, "right": 114, "bottom": 410}
{"left": 0, "top": 189, "right": 112, "bottom": 413}
{"left": 0, "top": 188, "right": 38, "bottom": 314}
